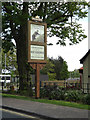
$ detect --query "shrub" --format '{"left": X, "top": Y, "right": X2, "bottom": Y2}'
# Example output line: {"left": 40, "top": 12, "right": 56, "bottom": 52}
{"left": 81, "top": 94, "right": 90, "bottom": 105}
{"left": 48, "top": 72, "right": 56, "bottom": 81}
{"left": 40, "top": 85, "right": 65, "bottom": 100}
{"left": 17, "top": 87, "right": 33, "bottom": 97}
{"left": 49, "top": 90, "right": 56, "bottom": 100}
{"left": 40, "top": 87, "right": 48, "bottom": 98}
{"left": 65, "top": 90, "right": 81, "bottom": 102}
{"left": 40, "top": 85, "right": 57, "bottom": 98}
{"left": 48, "top": 88, "right": 65, "bottom": 100}
{"left": 7, "top": 90, "right": 17, "bottom": 94}
{"left": 40, "top": 86, "right": 90, "bottom": 105}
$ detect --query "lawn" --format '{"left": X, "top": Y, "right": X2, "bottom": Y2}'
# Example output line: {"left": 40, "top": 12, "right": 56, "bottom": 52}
{"left": 1, "top": 93, "right": 90, "bottom": 110}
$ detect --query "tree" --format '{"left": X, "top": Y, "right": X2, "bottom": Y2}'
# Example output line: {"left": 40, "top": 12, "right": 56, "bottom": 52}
{"left": 50, "top": 56, "right": 63, "bottom": 80}
{"left": 60, "top": 61, "right": 69, "bottom": 80}
{"left": 41, "top": 57, "right": 69, "bottom": 80}
{"left": 40, "top": 59, "right": 56, "bottom": 80}
{"left": 2, "top": 49, "right": 19, "bottom": 75}
{"left": 69, "top": 69, "right": 80, "bottom": 78}
{"left": 2, "top": 2, "right": 89, "bottom": 90}
{"left": 50, "top": 56, "right": 69, "bottom": 80}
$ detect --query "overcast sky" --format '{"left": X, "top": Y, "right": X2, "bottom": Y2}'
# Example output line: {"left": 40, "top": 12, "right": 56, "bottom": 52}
{"left": 47, "top": 11, "right": 88, "bottom": 71}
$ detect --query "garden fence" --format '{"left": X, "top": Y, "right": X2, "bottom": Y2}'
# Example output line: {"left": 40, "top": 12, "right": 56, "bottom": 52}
{"left": 41, "top": 81, "right": 90, "bottom": 93}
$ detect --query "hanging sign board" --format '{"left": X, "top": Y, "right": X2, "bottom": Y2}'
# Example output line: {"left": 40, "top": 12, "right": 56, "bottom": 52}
{"left": 28, "top": 21, "right": 47, "bottom": 63}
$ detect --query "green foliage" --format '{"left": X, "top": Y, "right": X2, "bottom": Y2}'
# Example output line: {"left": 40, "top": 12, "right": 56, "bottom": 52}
{"left": 40, "top": 85, "right": 65, "bottom": 100}
{"left": 6, "top": 90, "right": 17, "bottom": 95}
{"left": 2, "top": 49, "right": 18, "bottom": 75}
{"left": 69, "top": 69, "right": 80, "bottom": 78}
{"left": 50, "top": 56, "right": 69, "bottom": 80}
{"left": 49, "top": 88, "right": 65, "bottom": 100}
{"left": 81, "top": 94, "right": 90, "bottom": 105}
{"left": 17, "top": 78, "right": 33, "bottom": 96}
{"left": 40, "top": 86, "right": 90, "bottom": 105}
{"left": 18, "top": 89, "right": 33, "bottom": 97}
{"left": 40, "top": 85, "right": 57, "bottom": 98}
{"left": 65, "top": 90, "right": 81, "bottom": 102}
{"left": 48, "top": 72, "right": 56, "bottom": 81}
{"left": 40, "top": 59, "right": 55, "bottom": 74}
{"left": 40, "top": 59, "right": 56, "bottom": 80}
{"left": 60, "top": 61, "right": 69, "bottom": 80}
{"left": 2, "top": 2, "right": 89, "bottom": 51}
{"left": 50, "top": 56, "right": 64, "bottom": 80}
{"left": 41, "top": 57, "right": 69, "bottom": 81}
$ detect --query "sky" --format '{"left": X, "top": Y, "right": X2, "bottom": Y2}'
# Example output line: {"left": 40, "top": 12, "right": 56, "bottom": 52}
{"left": 47, "top": 12, "right": 88, "bottom": 71}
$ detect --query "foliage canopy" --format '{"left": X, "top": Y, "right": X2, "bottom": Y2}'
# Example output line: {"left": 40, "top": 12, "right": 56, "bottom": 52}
{"left": 2, "top": 2, "right": 89, "bottom": 51}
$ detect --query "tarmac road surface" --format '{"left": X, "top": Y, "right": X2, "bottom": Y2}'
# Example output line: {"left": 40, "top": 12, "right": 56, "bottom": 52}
{"left": 0, "top": 108, "right": 48, "bottom": 120}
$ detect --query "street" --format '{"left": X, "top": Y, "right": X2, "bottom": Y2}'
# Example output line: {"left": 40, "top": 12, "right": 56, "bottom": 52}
{"left": 1, "top": 108, "right": 47, "bottom": 120}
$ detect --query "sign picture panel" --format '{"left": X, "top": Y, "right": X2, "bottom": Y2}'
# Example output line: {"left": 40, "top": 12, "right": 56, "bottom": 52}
{"left": 31, "top": 45, "right": 44, "bottom": 60}
{"left": 31, "top": 24, "right": 44, "bottom": 42}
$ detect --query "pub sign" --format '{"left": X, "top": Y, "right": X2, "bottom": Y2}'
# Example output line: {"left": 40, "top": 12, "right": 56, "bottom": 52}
{"left": 28, "top": 21, "right": 47, "bottom": 63}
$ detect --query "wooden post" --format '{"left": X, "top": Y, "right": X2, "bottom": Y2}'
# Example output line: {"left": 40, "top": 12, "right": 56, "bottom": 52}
{"left": 35, "top": 64, "right": 40, "bottom": 98}
{"left": 30, "top": 63, "right": 46, "bottom": 99}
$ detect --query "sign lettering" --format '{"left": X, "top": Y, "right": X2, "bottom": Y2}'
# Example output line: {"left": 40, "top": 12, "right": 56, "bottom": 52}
{"left": 31, "top": 45, "right": 44, "bottom": 60}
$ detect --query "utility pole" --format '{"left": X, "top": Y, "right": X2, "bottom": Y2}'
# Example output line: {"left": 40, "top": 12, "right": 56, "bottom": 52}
{"left": 4, "top": 53, "right": 6, "bottom": 87}
{"left": 5, "top": 53, "right": 6, "bottom": 71}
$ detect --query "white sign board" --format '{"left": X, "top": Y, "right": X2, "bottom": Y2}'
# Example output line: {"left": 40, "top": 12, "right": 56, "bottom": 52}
{"left": 31, "top": 45, "right": 44, "bottom": 60}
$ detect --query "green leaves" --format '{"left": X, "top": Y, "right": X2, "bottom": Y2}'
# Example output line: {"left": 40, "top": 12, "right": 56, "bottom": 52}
{"left": 60, "top": 61, "right": 69, "bottom": 80}
{"left": 2, "top": 2, "right": 89, "bottom": 49}
{"left": 2, "top": 49, "right": 18, "bottom": 75}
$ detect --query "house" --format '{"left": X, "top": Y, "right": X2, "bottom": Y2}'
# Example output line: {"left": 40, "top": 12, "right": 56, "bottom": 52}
{"left": 80, "top": 49, "right": 90, "bottom": 93}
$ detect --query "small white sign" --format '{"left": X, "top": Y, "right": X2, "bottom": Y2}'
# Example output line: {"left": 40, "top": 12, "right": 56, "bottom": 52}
{"left": 31, "top": 45, "right": 44, "bottom": 60}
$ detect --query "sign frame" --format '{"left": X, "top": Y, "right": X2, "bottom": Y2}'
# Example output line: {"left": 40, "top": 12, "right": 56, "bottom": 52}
{"left": 28, "top": 20, "right": 47, "bottom": 64}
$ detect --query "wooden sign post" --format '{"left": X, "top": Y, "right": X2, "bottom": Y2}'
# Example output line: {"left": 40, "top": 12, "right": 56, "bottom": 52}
{"left": 28, "top": 19, "right": 47, "bottom": 98}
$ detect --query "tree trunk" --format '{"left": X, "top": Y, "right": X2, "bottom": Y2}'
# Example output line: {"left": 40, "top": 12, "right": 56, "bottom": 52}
{"left": 15, "top": 2, "right": 31, "bottom": 91}
{"left": 16, "top": 37, "right": 28, "bottom": 90}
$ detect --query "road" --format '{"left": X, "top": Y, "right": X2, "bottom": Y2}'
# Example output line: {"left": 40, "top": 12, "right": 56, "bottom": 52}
{"left": 0, "top": 108, "right": 47, "bottom": 120}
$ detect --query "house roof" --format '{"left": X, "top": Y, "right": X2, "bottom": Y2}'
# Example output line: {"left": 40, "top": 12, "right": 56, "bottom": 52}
{"left": 79, "top": 67, "right": 83, "bottom": 74}
{"left": 79, "top": 67, "right": 83, "bottom": 70}
{"left": 80, "top": 49, "right": 90, "bottom": 64}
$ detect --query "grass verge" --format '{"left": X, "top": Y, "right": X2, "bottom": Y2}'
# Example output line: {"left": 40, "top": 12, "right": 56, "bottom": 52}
{"left": 1, "top": 93, "right": 90, "bottom": 110}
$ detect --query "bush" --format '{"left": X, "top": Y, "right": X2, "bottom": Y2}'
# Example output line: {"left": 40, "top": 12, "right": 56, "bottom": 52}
{"left": 65, "top": 90, "right": 81, "bottom": 102}
{"left": 40, "top": 87, "right": 48, "bottom": 98}
{"left": 40, "top": 85, "right": 57, "bottom": 98}
{"left": 81, "top": 94, "right": 90, "bottom": 105}
{"left": 17, "top": 87, "right": 33, "bottom": 97}
{"left": 7, "top": 90, "right": 17, "bottom": 94}
{"left": 40, "top": 86, "right": 89, "bottom": 105}
{"left": 48, "top": 88, "right": 65, "bottom": 100}
{"left": 40, "top": 85, "right": 65, "bottom": 100}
